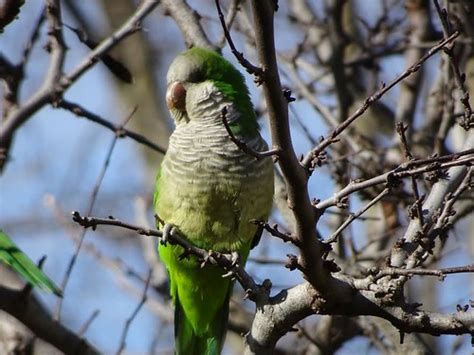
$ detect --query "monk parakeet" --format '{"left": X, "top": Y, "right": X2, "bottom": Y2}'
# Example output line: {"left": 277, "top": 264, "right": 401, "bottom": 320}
{"left": 154, "top": 47, "right": 274, "bottom": 354}
{"left": 0, "top": 230, "right": 62, "bottom": 296}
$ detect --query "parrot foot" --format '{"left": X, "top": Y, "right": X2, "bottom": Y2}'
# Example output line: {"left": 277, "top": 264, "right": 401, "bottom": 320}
{"left": 230, "top": 251, "right": 240, "bottom": 267}
{"left": 221, "top": 251, "right": 241, "bottom": 279}
{"left": 161, "top": 223, "right": 176, "bottom": 245}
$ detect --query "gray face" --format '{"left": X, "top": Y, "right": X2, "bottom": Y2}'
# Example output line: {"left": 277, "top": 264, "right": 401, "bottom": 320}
{"left": 166, "top": 53, "right": 207, "bottom": 86}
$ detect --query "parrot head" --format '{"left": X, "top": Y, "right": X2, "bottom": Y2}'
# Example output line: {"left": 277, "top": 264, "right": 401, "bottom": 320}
{"left": 166, "top": 47, "right": 259, "bottom": 137}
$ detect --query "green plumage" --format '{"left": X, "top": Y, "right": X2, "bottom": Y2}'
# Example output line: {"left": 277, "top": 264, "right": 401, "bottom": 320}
{"left": 154, "top": 47, "right": 274, "bottom": 354}
{"left": 0, "top": 230, "right": 62, "bottom": 296}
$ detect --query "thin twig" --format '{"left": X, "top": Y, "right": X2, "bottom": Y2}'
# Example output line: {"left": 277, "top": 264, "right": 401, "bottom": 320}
{"left": 397, "top": 122, "right": 425, "bottom": 226}
{"left": 116, "top": 269, "right": 152, "bottom": 355}
{"left": 217, "top": 0, "right": 241, "bottom": 48}
{"left": 58, "top": 100, "right": 166, "bottom": 154}
{"left": 215, "top": 0, "right": 263, "bottom": 78}
{"left": 71, "top": 212, "right": 264, "bottom": 302}
{"left": 46, "top": 194, "right": 172, "bottom": 320}
{"left": 316, "top": 151, "right": 474, "bottom": 210}
{"left": 20, "top": 7, "right": 46, "bottom": 67}
{"left": 325, "top": 188, "right": 390, "bottom": 244}
{"left": 249, "top": 219, "right": 300, "bottom": 246}
{"left": 221, "top": 107, "right": 280, "bottom": 160}
{"left": 373, "top": 264, "right": 474, "bottom": 280}
{"left": 55, "top": 108, "right": 137, "bottom": 320}
{"left": 78, "top": 309, "right": 100, "bottom": 336}
{"left": 302, "top": 31, "right": 460, "bottom": 172}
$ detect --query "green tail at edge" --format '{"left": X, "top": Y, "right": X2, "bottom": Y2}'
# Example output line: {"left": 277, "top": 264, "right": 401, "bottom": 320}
{"left": 175, "top": 289, "right": 231, "bottom": 355}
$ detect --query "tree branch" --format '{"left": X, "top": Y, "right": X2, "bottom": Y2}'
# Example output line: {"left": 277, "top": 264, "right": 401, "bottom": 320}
{"left": 161, "top": 0, "right": 216, "bottom": 51}
{"left": 58, "top": 100, "right": 166, "bottom": 154}
{"left": 70, "top": 212, "right": 265, "bottom": 301}
{"left": 250, "top": 0, "right": 332, "bottom": 293}
{"left": 0, "top": 0, "right": 159, "bottom": 172}
{"left": 0, "top": 286, "right": 98, "bottom": 354}
{"left": 302, "top": 31, "right": 460, "bottom": 173}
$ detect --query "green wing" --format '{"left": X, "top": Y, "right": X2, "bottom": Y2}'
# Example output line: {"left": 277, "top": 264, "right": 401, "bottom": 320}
{"left": 0, "top": 230, "right": 62, "bottom": 297}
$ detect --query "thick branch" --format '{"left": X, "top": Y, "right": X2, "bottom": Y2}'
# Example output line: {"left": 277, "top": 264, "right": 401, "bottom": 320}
{"left": 250, "top": 0, "right": 331, "bottom": 292}
{"left": 0, "top": 286, "right": 98, "bottom": 354}
{"left": 390, "top": 131, "right": 474, "bottom": 270}
{"left": 245, "top": 279, "right": 474, "bottom": 354}
{"left": 161, "top": 0, "right": 216, "bottom": 51}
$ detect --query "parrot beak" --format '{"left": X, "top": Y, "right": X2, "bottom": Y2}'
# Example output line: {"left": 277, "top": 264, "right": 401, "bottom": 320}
{"left": 166, "top": 82, "right": 187, "bottom": 112}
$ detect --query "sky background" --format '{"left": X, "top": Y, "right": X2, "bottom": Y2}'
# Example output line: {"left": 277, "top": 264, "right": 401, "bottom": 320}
{"left": 0, "top": 1, "right": 472, "bottom": 354}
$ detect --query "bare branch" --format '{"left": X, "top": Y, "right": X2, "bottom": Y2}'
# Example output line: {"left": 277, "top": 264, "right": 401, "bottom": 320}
{"left": 433, "top": 0, "right": 474, "bottom": 130}
{"left": 215, "top": 0, "right": 263, "bottom": 78}
{"left": 70, "top": 212, "right": 264, "bottom": 302}
{"left": 325, "top": 188, "right": 390, "bottom": 244}
{"left": 161, "top": 0, "right": 216, "bottom": 50}
{"left": 116, "top": 270, "right": 152, "bottom": 355}
{"left": 316, "top": 150, "right": 474, "bottom": 210}
{"left": 374, "top": 264, "right": 474, "bottom": 279}
{"left": 0, "top": 0, "right": 159, "bottom": 172}
{"left": 221, "top": 107, "right": 280, "bottom": 160}
{"left": 302, "top": 31, "right": 460, "bottom": 172}
{"left": 0, "top": 286, "right": 98, "bottom": 354}
{"left": 55, "top": 108, "right": 137, "bottom": 319}
{"left": 250, "top": 0, "right": 332, "bottom": 292}
{"left": 390, "top": 132, "right": 474, "bottom": 272}
{"left": 58, "top": 100, "right": 166, "bottom": 154}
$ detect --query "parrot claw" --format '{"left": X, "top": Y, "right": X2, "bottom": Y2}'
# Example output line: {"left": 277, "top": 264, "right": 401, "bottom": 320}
{"left": 200, "top": 253, "right": 213, "bottom": 268}
{"left": 222, "top": 270, "right": 235, "bottom": 279}
{"left": 230, "top": 251, "right": 240, "bottom": 267}
{"left": 161, "top": 223, "right": 175, "bottom": 245}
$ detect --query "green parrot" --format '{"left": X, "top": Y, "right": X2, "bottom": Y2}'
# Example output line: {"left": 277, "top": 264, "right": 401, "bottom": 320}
{"left": 154, "top": 47, "right": 274, "bottom": 354}
{"left": 0, "top": 230, "right": 62, "bottom": 296}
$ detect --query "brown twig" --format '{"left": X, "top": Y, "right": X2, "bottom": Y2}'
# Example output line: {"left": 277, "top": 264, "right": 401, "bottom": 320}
{"left": 116, "top": 269, "right": 152, "bottom": 355}
{"left": 432, "top": 0, "right": 473, "bottom": 130}
{"left": 55, "top": 108, "right": 137, "bottom": 320}
{"left": 316, "top": 150, "right": 474, "bottom": 210}
{"left": 249, "top": 219, "right": 300, "bottom": 246}
{"left": 221, "top": 107, "right": 280, "bottom": 160}
{"left": 373, "top": 264, "right": 474, "bottom": 280}
{"left": 46, "top": 195, "right": 172, "bottom": 320}
{"left": 71, "top": 212, "right": 264, "bottom": 302}
{"left": 325, "top": 188, "right": 390, "bottom": 244}
{"left": 302, "top": 31, "right": 460, "bottom": 173}
{"left": 215, "top": 0, "right": 263, "bottom": 79}
{"left": 396, "top": 122, "right": 425, "bottom": 227}
{"left": 217, "top": 0, "right": 241, "bottom": 48}
{"left": 58, "top": 100, "right": 166, "bottom": 154}
{"left": 0, "top": 0, "right": 159, "bottom": 173}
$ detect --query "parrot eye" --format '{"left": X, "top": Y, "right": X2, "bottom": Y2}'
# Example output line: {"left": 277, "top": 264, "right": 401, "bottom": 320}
{"left": 166, "top": 82, "right": 187, "bottom": 112}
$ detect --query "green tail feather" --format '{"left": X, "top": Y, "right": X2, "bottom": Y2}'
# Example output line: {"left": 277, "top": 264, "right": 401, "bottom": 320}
{"left": 0, "top": 230, "right": 62, "bottom": 297}
{"left": 175, "top": 289, "right": 230, "bottom": 355}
